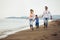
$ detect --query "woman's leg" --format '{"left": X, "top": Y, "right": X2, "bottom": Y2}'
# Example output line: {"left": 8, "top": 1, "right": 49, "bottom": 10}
{"left": 30, "top": 25, "right": 32, "bottom": 30}
{"left": 30, "top": 19, "right": 34, "bottom": 30}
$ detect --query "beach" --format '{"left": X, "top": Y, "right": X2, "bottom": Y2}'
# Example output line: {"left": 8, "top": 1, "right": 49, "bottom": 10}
{"left": 0, "top": 19, "right": 60, "bottom": 40}
{"left": 0, "top": 19, "right": 44, "bottom": 39}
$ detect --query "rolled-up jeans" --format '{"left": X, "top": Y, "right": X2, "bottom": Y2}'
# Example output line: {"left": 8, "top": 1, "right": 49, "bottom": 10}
{"left": 29, "top": 19, "right": 33, "bottom": 27}
{"left": 44, "top": 18, "right": 48, "bottom": 27}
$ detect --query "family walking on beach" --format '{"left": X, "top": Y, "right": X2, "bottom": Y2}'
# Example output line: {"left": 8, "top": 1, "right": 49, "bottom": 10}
{"left": 29, "top": 6, "right": 52, "bottom": 31}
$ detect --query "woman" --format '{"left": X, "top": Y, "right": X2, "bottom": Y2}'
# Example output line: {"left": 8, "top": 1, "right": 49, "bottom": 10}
{"left": 29, "top": 9, "right": 35, "bottom": 30}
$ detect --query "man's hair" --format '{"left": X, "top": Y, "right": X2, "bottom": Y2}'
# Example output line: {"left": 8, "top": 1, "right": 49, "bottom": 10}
{"left": 45, "top": 6, "right": 48, "bottom": 9}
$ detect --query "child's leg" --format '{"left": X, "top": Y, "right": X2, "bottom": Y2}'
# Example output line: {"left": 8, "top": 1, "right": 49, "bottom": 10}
{"left": 36, "top": 23, "right": 39, "bottom": 29}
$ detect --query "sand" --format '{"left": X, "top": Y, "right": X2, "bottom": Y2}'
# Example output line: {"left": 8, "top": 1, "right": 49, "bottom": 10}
{"left": 0, "top": 20, "right": 60, "bottom": 40}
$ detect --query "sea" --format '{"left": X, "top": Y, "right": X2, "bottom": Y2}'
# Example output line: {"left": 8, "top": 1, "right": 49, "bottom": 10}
{"left": 0, "top": 15, "right": 60, "bottom": 39}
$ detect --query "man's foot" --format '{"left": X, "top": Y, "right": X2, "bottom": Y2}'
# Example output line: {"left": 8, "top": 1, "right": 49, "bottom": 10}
{"left": 44, "top": 26, "right": 47, "bottom": 30}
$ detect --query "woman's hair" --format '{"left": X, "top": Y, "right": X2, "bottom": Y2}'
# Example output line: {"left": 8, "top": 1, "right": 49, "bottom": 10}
{"left": 30, "top": 9, "right": 34, "bottom": 12}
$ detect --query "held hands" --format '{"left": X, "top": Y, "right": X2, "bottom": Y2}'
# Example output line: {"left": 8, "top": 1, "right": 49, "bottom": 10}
{"left": 39, "top": 15, "right": 43, "bottom": 18}
{"left": 33, "top": 19, "right": 35, "bottom": 22}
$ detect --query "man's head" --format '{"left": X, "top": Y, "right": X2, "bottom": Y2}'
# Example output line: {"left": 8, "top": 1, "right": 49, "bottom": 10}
{"left": 45, "top": 6, "right": 48, "bottom": 10}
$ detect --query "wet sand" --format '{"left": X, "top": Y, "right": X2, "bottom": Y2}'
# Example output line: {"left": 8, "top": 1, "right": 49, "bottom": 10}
{"left": 1, "top": 20, "right": 60, "bottom": 40}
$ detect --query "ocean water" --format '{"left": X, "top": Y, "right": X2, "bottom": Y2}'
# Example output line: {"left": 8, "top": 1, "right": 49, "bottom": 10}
{"left": 0, "top": 19, "right": 44, "bottom": 39}
{"left": 0, "top": 15, "right": 60, "bottom": 39}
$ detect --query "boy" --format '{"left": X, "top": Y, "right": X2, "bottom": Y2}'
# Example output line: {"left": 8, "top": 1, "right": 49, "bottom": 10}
{"left": 34, "top": 15, "right": 39, "bottom": 29}
{"left": 42, "top": 6, "right": 52, "bottom": 29}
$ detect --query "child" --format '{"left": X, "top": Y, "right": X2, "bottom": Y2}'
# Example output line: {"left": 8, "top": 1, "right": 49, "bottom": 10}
{"left": 42, "top": 6, "right": 52, "bottom": 29}
{"left": 29, "top": 9, "right": 35, "bottom": 30}
{"left": 34, "top": 15, "right": 39, "bottom": 29}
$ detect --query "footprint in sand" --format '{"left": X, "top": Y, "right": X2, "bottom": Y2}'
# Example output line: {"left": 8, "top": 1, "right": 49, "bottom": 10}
{"left": 43, "top": 35, "right": 48, "bottom": 39}
{"left": 40, "top": 35, "right": 48, "bottom": 40}
{"left": 58, "top": 31, "right": 60, "bottom": 33}
{"left": 33, "top": 38, "right": 37, "bottom": 40}
{"left": 41, "top": 39, "right": 44, "bottom": 40}
{"left": 51, "top": 33, "right": 58, "bottom": 36}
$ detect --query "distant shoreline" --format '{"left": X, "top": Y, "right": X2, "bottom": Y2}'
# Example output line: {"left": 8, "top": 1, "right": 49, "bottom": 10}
{"left": 5, "top": 15, "right": 60, "bottom": 20}
{"left": 6, "top": 17, "right": 29, "bottom": 19}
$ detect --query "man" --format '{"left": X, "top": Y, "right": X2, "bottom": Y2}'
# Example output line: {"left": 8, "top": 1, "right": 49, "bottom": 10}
{"left": 42, "top": 6, "right": 52, "bottom": 29}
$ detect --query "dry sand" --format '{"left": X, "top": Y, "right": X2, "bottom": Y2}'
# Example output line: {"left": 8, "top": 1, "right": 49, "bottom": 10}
{"left": 0, "top": 20, "right": 60, "bottom": 40}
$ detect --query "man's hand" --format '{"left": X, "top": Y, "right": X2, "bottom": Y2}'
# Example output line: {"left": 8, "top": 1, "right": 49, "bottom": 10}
{"left": 50, "top": 16, "right": 52, "bottom": 20}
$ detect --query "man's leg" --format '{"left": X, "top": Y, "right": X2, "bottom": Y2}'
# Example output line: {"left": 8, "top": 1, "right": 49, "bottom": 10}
{"left": 44, "top": 22, "right": 46, "bottom": 28}
{"left": 46, "top": 18, "right": 48, "bottom": 28}
{"left": 44, "top": 18, "right": 48, "bottom": 29}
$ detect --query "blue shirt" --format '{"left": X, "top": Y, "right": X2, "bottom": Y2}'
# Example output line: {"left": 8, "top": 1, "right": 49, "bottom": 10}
{"left": 35, "top": 17, "right": 39, "bottom": 23}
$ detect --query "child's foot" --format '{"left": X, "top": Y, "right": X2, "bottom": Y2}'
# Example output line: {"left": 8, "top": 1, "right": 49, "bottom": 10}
{"left": 32, "top": 28, "right": 34, "bottom": 31}
{"left": 36, "top": 28, "right": 39, "bottom": 31}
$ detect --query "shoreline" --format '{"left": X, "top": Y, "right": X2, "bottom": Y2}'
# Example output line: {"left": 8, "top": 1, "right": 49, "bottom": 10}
{"left": 0, "top": 20, "right": 52, "bottom": 39}
{"left": 0, "top": 19, "right": 60, "bottom": 40}
{"left": 0, "top": 27, "right": 29, "bottom": 39}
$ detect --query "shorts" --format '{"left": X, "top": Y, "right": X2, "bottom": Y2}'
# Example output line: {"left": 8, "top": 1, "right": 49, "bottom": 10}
{"left": 35, "top": 23, "right": 39, "bottom": 28}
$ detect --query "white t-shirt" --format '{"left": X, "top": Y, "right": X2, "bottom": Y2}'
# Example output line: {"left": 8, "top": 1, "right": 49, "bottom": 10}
{"left": 29, "top": 13, "right": 35, "bottom": 19}
{"left": 43, "top": 11, "right": 52, "bottom": 19}
{"left": 29, "top": 13, "right": 35, "bottom": 25}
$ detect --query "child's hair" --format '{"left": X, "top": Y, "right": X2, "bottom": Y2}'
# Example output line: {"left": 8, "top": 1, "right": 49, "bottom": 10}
{"left": 35, "top": 15, "right": 38, "bottom": 17}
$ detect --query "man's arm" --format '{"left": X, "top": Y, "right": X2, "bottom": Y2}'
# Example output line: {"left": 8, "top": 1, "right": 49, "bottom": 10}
{"left": 50, "top": 16, "right": 52, "bottom": 20}
{"left": 42, "top": 12, "right": 45, "bottom": 17}
{"left": 49, "top": 11, "right": 52, "bottom": 20}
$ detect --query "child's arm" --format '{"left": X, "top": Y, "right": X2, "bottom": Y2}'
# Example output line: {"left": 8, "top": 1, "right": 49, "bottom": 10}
{"left": 39, "top": 15, "right": 43, "bottom": 18}
{"left": 39, "top": 12, "right": 45, "bottom": 18}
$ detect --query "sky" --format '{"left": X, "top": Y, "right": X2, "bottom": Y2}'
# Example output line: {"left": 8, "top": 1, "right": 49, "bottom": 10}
{"left": 0, "top": 0, "right": 60, "bottom": 18}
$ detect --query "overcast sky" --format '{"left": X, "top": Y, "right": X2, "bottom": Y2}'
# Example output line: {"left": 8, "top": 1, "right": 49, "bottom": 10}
{"left": 0, "top": 0, "right": 60, "bottom": 18}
